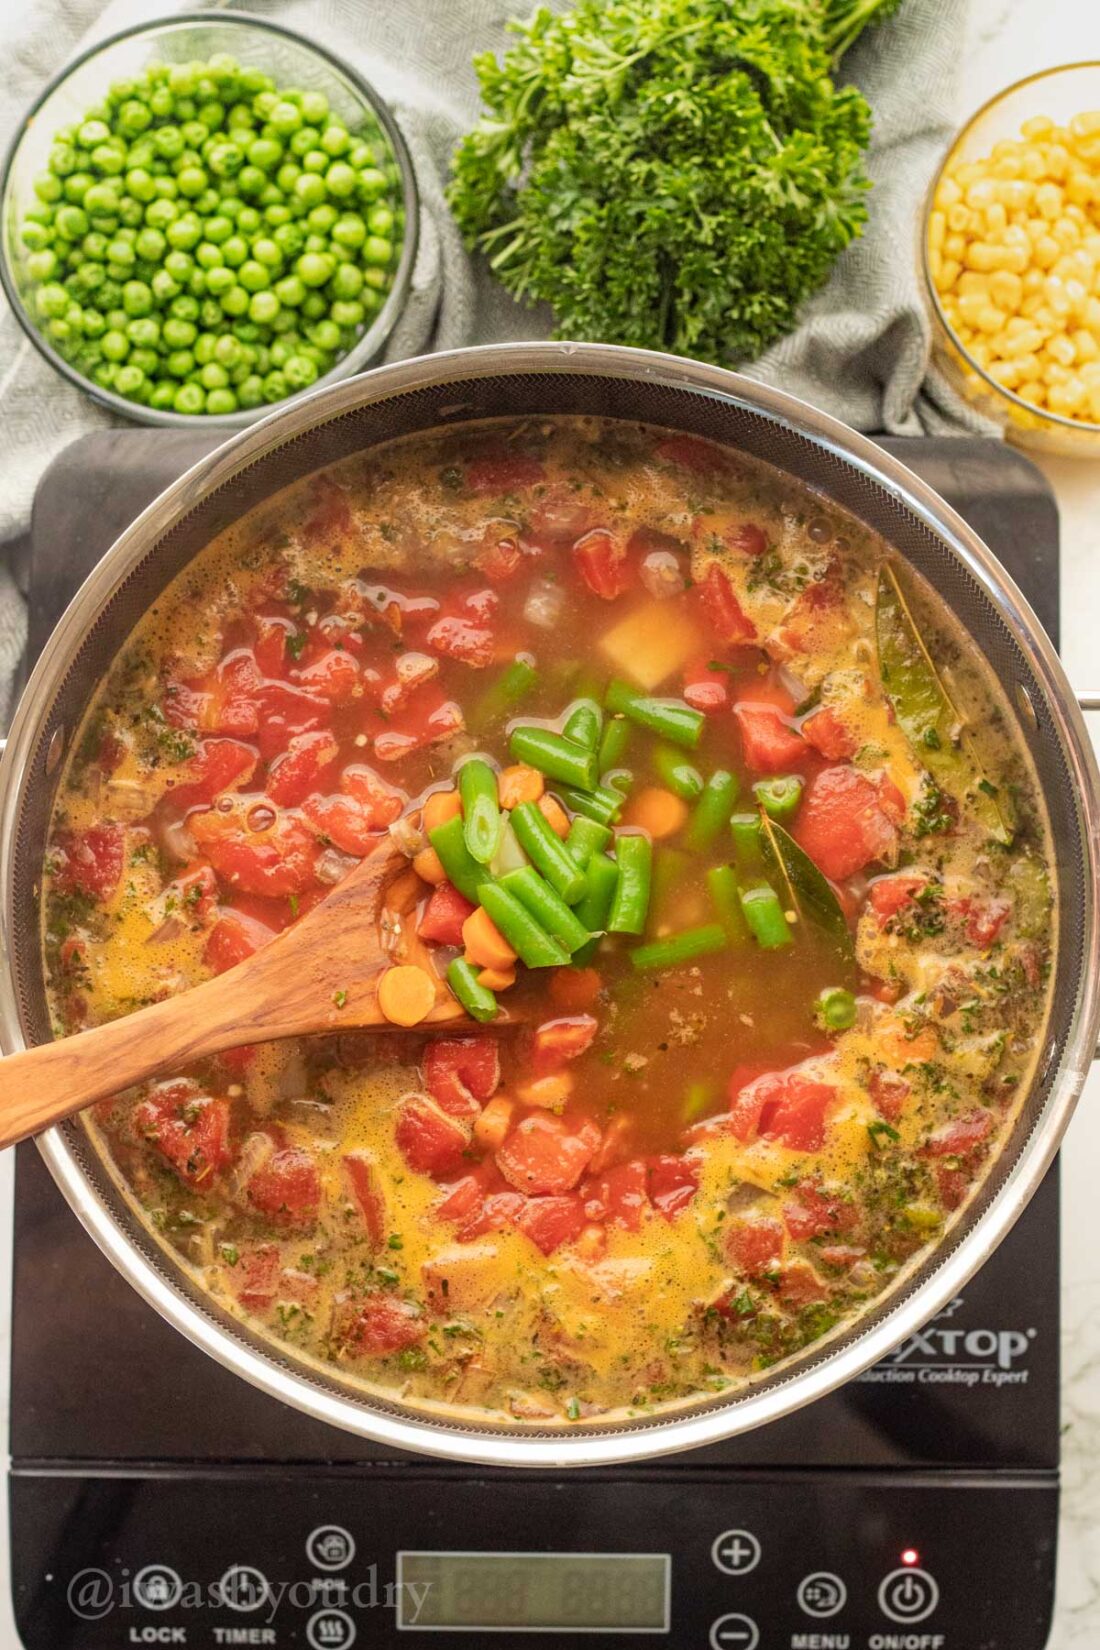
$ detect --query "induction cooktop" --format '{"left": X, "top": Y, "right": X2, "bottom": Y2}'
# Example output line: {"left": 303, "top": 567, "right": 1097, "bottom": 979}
{"left": 9, "top": 431, "right": 1061, "bottom": 1650}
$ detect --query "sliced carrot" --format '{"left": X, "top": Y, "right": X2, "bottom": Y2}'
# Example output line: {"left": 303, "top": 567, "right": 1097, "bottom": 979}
{"left": 537, "top": 793, "right": 570, "bottom": 839}
{"left": 517, "top": 1071, "right": 574, "bottom": 1110}
{"left": 423, "top": 787, "right": 462, "bottom": 834}
{"left": 473, "top": 1094, "right": 515, "bottom": 1151}
{"left": 625, "top": 786, "right": 689, "bottom": 840}
{"left": 498, "top": 763, "right": 545, "bottom": 809}
{"left": 412, "top": 845, "right": 448, "bottom": 885}
{"left": 462, "top": 905, "right": 518, "bottom": 971}
{"left": 549, "top": 966, "right": 603, "bottom": 1014}
{"left": 475, "top": 964, "right": 517, "bottom": 991}
{"left": 378, "top": 964, "right": 436, "bottom": 1027}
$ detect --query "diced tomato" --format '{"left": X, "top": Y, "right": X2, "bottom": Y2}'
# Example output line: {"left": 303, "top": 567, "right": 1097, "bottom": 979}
{"left": 728, "top": 1218, "right": 784, "bottom": 1277}
{"left": 424, "top": 1037, "right": 501, "bottom": 1116}
{"left": 936, "top": 1165, "right": 971, "bottom": 1210}
{"left": 783, "top": 1183, "right": 856, "bottom": 1242}
{"left": 459, "top": 1191, "right": 526, "bottom": 1241}
{"left": 343, "top": 1293, "right": 424, "bottom": 1356}
{"left": 395, "top": 1093, "right": 470, "bottom": 1177}
{"left": 655, "top": 435, "right": 725, "bottom": 475}
{"left": 924, "top": 1109, "right": 995, "bottom": 1159}
{"left": 725, "top": 521, "right": 768, "bottom": 557}
{"left": 869, "top": 1068, "right": 910, "bottom": 1124}
{"left": 496, "top": 1114, "right": 601, "bottom": 1196}
{"left": 523, "top": 490, "right": 594, "bottom": 551}
{"left": 698, "top": 565, "right": 756, "bottom": 644}
{"left": 729, "top": 1067, "right": 836, "bottom": 1153}
{"left": 794, "top": 766, "right": 899, "bottom": 882}
{"left": 253, "top": 613, "right": 293, "bottom": 679}
{"left": 97, "top": 729, "right": 129, "bottom": 772}
{"left": 517, "top": 1195, "right": 587, "bottom": 1255}
{"left": 220, "top": 1042, "right": 258, "bottom": 1075}
{"left": 573, "top": 530, "right": 630, "bottom": 601}
{"left": 802, "top": 706, "right": 856, "bottom": 761}
{"left": 168, "top": 863, "right": 219, "bottom": 922}
{"left": 230, "top": 1243, "right": 282, "bottom": 1310}
{"left": 733, "top": 702, "right": 808, "bottom": 773}
{"left": 476, "top": 527, "right": 525, "bottom": 584}
{"left": 296, "top": 648, "right": 360, "bottom": 703}
{"left": 301, "top": 795, "right": 383, "bottom": 858}
{"left": 877, "top": 775, "right": 908, "bottom": 825}
{"left": 52, "top": 823, "right": 126, "bottom": 902}
{"left": 647, "top": 1153, "right": 700, "bottom": 1218}
{"left": 530, "top": 1015, "right": 598, "bottom": 1074}
{"left": 204, "top": 910, "right": 280, "bottom": 970}
{"left": 682, "top": 658, "right": 730, "bottom": 715}
{"left": 436, "top": 1174, "right": 485, "bottom": 1225}
{"left": 779, "top": 1261, "right": 828, "bottom": 1306}
{"left": 254, "top": 682, "right": 330, "bottom": 762}
{"left": 819, "top": 1244, "right": 866, "bottom": 1270}
{"left": 582, "top": 1159, "right": 649, "bottom": 1231}
{"left": 265, "top": 730, "right": 340, "bottom": 807}
{"left": 371, "top": 682, "right": 465, "bottom": 763}
{"left": 246, "top": 1144, "right": 322, "bottom": 1227}
{"left": 425, "top": 614, "right": 495, "bottom": 667}
{"left": 168, "top": 738, "right": 257, "bottom": 812}
{"left": 465, "top": 452, "right": 546, "bottom": 494}
{"left": 343, "top": 1151, "right": 386, "bottom": 1245}
{"left": 162, "top": 652, "right": 262, "bottom": 739}
{"left": 950, "top": 896, "right": 1011, "bottom": 948}
{"left": 133, "top": 1082, "right": 233, "bottom": 1189}
{"left": 191, "top": 811, "right": 319, "bottom": 898}
{"left": 341, "top": 765, "right": 404, "bottom": 826}
{"left": 869, "top": 874, "right": 926, "bottom": 926}
{"left": 419, "top": 883, "right": 477, "bottom": 948}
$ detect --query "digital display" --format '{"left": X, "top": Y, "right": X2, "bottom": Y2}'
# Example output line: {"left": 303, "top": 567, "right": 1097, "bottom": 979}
{"left": 396, "top": 1550, "right": 670, "bottom": 1633}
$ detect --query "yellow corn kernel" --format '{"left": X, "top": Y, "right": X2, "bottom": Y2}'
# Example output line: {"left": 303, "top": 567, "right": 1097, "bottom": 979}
{"left": 954, "top": 162, "right": 983, "bottom": 190}
{"left": 989, "top": 269, "right": 1023, "bottom": 310}
{"left": 944, "top": 232, "right": 967, "bottom": 261}
{"left": 1033, "top": 235, "right": 1060, "bottom": 268}
{"left": 1085, "top": 296, "right": 1100, "bottom": 329}
{"left": 1065, "top": 171, "right": 1094, "bottom": 207}
{"left": 1072, "top": 328, "right": 1099, "bottom": 363}
{"left": 1001, "top": 326, "right": 1045, "bottom": 357}
{"left": 1082, "top": 360, "right": 1100, "bottom": 385}
{"left": 984, "top": 202, "right": 1008, "bottom": 235}
{"left": 1021, "top": 150, "right": 1046, "bottom": 181}
{"left": 1044, "top": 276, "right": 1072, "bottom": 315}
{"left": 1043, "top": 360, "right": 1070, "bottom": 386}
{"left": 1048, "top": 376, "right": 1085, "bottom": 414}
{"left": 934, "top": 257, "right": 961, "bottom": 292}
{"left": 1022, "top": 383, "right": 1047, "bottom": 409}
{"left": 1088, "top": 386, "right": 1100, "bottom": 421}
{"left": 988, "top": 359, "right": 1023, "bottom": 389}
{"left": 1052, "top": 217, "right": 1082, "bottom": 249}
{"left": 1021, "top": 116, "right": 1055, "bottom": 141}
{"left": 935, "top": 175, "right": 963, "bottom": 210}
{"left": 1001, "top": 179, "right": 1034, "bottom": 211}
{"left": 1072, "top": 135, "right": 1100, "bottom": 166}
{"left": 947, "top": 203, "right": 973, "bottom": 233}
{"left": 1035, "top": 182, "right": 1063, "bottom": 219}
{"left": 1022, "top": 267, "right": 1045, "bottom": 293}
{"left": 967, "top": 339, "right": 991, "bottom": 368}
{"left": 1046, "top": 333, "right": 1077, "bottom": 366}
{"left": 956, "top": 270, "right": 990, "bottom": 297}
{"left": 1046, "top": 145, "right": 1071, "bottom": 181}
{"left": 975, "top": 305, "right": 1007, "bottom": 335}
{"left": 1069, "top": 110, "right": 1100, "bottom": 141}
{"left": 1015, "top": 352, "right": 1042, "bottom": 383}
{"left": 928, "top": 209, "right": 946, "bottom": 253}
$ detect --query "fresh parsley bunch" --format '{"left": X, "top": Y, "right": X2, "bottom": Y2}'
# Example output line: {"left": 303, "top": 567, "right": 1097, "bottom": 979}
{"left": 449, "top": 0, "right": 903, "bottom": 363}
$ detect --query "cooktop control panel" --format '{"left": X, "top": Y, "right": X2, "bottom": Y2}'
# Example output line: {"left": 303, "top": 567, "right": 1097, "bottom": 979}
{"left": 12, "top": 1470, "right": 1055, "bottom": 1649}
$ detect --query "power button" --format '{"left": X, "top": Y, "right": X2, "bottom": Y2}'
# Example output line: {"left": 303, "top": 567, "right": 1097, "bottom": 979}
{"left": 878, "top": 1566, "right": 940, "bottom": 1624}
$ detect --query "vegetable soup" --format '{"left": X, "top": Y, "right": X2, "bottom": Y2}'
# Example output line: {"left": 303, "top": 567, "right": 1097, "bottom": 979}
{"left": 43, "top": 418, "right": 1054, "bottom": 1423}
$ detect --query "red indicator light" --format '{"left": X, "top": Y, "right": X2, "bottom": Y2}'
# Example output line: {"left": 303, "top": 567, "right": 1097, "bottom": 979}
{"left": 901, "top": 1549, "right": 920, "bottom": 1567}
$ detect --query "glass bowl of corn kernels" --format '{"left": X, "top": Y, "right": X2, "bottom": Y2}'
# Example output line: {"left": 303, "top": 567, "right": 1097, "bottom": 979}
{"left": 923, "top": 62, "right": 1100, "bottom": 457}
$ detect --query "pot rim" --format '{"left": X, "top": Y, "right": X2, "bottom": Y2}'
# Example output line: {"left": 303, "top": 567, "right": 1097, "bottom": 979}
{"left": 2, "top": 340, "right": 1097, "bottom": 1468}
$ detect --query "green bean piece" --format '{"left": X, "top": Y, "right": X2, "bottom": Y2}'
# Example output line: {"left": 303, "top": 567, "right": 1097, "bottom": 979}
{"left": 706, "top": 864, "right": 750, "bottom": 943}
{"left": 560, "top": 784, "right": 624, "bottom": 825}
{"left": 683, "top": 1079, "right": 719, "bottom": 1122}
{"left": 684, "top": 768, "right": 738, "bottom": 852}
{"left": 473, "top": 657, "right": 539, "bottom": 730}
{"left": 631, "top": 922, "right": 728, "bottom": 971}
{"left": 501, "top": 866, "right": 591, "bottom": 954}
{"left": 429, "top": 814, "right": 484, "bottom": 903}
{"left": 604, "top": 679, "right": 704, "bottom": 750}
{"left": 653, "top": 743, "right": 704, "bottom": 801}
{"left": 602, "top": 768, "right": 634, "bottom": 799}
{"left": 476, "top": 881, "right": 570, "bottom": 969}
{"left": 752, "top": 774, "right": 804, "bottom": 822}
{"left": 565, "top": 815, "right": 613, "bottom": 867}
{"left": 652, "top": 847, "right": 690, "bottom": 915}
{"left": 729, "top": 810, "right": 764, "bottom": 872}
{"left": 598, "top": 715, "right": 632, "bottom": 773}
{"left": 446, "top": 957, "right": 499, "bottom": 1023}
{"left": 608, "top": 833, "right": 653, "bottom": 934}
{"left": 458, "top": 757, "right": 503, "bottom": 864}
{"left": 571, "top": 851, "right": 619, "bottom": 965}
{"left": 562, "top": 698, "right": 603, "bottom": 751}
{"left": 510, "top": 801, "right": 587, "bottom": 904}
{"left": 740, "top": 881, "right": 793, "bottom": 949}
{"left": 816, "top": 986, "right": 857, "bottom": 1031}
{"left": 509, "top": 725, "right": 599, "bottom": 791}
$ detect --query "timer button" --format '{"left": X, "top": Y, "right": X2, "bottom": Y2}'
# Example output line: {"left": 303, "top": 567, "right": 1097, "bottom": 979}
{"left": 709, "top": 1612, "right": 760, "bottom": 1650}
{"left": 878, "top": 1566, "right": 940, "bottom": 1624}
{"left": 710, "top": 1529, "right": 761, "bottom": 1576}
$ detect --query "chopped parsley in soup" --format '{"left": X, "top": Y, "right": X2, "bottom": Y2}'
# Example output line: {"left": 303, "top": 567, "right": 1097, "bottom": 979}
{"left": 43, "top": 418, "right": 1054, "bottom": 1425}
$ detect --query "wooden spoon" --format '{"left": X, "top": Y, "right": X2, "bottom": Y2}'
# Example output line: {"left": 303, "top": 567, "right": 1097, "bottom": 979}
{"left": 0, "top": 839, "right": 480, "bottom": 1151}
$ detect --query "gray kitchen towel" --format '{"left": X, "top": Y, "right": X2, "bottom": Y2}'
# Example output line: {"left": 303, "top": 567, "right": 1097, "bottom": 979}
{"left": 0, "top": 0, "right": 979, "bottom": 724}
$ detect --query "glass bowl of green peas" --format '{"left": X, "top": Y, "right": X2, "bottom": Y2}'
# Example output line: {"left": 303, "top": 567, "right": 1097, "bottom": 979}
{"left": 0, "top": 11, "right": 418, "bottom": 424}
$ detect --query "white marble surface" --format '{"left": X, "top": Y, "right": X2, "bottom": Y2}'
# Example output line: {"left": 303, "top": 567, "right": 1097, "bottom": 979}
{"left": 0, "top": 1, "right": 1099, "bottom": 1646}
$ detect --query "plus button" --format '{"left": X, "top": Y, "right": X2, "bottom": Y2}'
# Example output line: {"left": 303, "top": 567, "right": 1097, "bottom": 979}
{"left": 710, "top": 1529, "right": 762, "bottom": 1576}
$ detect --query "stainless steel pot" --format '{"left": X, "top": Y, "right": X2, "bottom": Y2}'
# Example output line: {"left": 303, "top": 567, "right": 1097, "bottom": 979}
{"left": 1, "top": 342, "right": 1097, "bottom": 1469}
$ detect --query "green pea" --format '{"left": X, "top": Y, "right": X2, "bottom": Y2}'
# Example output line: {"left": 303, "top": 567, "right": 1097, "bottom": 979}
{"left": 249, "top": 289, "right": 280, "bottom": 325}
{"left": 293, "top": 173, "right": 326, "bottom": 210}
{"left": 205, "top": 386, "right": 238, "bottom": 416}
{"left": 275, "top": 162, "right": 301, "bottom": 194}
{"left": 101, "top": 328, "right": 129, "bottom": 361}
{"left": 236, "top": 164, "right": 266, "bottom": 198}
{"left": 248, "top": 136, "right": 282, "bottom": 171}
{"left": 145, "top": 197, "right": 179, "bottom": 229}
{"left": 166, "top": 216, "right": 201, "bottom": 249}
{"left": 300, "top": 91, "right": 329, "bottom": 127}
{"left": 330, "top": 299, "right": 364, "bottom": 327}
{"left": 163, "top": 316, "right": 197, "bottom": 348}
{"left": 204, "top": 214, "right": 232, "bottom": 244}
{"left": 237, "top": 205, "right": 261, "bottom": 235}
{"left": 237, "top": 373, "right": 265, "bottom": 408}
{"left": 356, "top": 167, "right": 389, "bottom": 202}
{"left": 269, "top": 102, "right": 302, "bottom": 136}
{"left": 165, "top": 348, "right": 195, "bottom": 378}
{"left": 236, "top": 259, "right": 268, "bottom": 292}
{"left": 220, "top": 283, "right": 249, "bottom": 316}
{"left": 205, "top": 264, "right": 236, "bottom": 296}
{"left": 114, "top": 362, "right": 146, "bottom": 396}
{"left": 306, "top": 203, "right": 338, "bottom": 233}
{"left": 26, "top": 249, "right": 58, "bottom": 282}
{"left": 364, "top": 235, "right": 393, "bottom": 267}
{"left": 149, "top": 382, "right": 176, "bottom": 411}
{"left": 332, "top": 212, "right": 366, "bottom": 249}
{"left": 273, "top": 222, "right": 304, "bottom": 257}
{"left": 325, "top": 162, "right": 356, "bottom": 199}
{"left": 213, "top": 333, "right": 242, "bottom": 367}
{"left": 263, "top": 369, "right": 288, "bottom": 401}
{"left": 301, "top": 291, "right": 326, "bottom": 319}
{"left": 127, "top": 315, "right": 159, "bottom": 347}
{"left": 78, "top": 119, "right": 111, "bottom": 148}
{"left": 367, "top": 204, "right": 395, "bottom": 236}
{"left": 128, "top": 347, "right": 158, "bottom": 376}
{"left": 177, "top": 166, "right": 207, "bottom": 198}
{"left": 173, "top": 382, "right": 206, "bottom": 415}
{"left": 284, "top": 353, "right": 318, "bottom": 388}
{"left": 296, "top": 251, "right": 332, "bottom": 288}
{"left": 329, "top": 262, "right": 363, "bottom": 301}
{"left": 122, "top": 280, "right": 152, "bottom": 316}
{"left": 199, "top": 361, "right": 229, "bottom": 389}
{"left": 35, "top": 282, "right": 69, "bottom": 319}
{"left": 222, "top": 235, "right": 248, "bottom": 267}
{"left": 56, "top": 204, "right": 89, "bottom": 240}
{"left": 273, "top": 273, "right": 305, "bottom": 307}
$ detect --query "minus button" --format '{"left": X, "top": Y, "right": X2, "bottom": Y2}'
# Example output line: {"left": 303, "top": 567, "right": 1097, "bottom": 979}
{"left": 709, "top": 1613, "right": 760, "bottom": 1650}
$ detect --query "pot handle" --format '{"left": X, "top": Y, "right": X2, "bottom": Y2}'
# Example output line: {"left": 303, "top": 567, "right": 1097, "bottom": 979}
{"left": 1079, "top": 692, "right": 1100, "bottom": 711}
